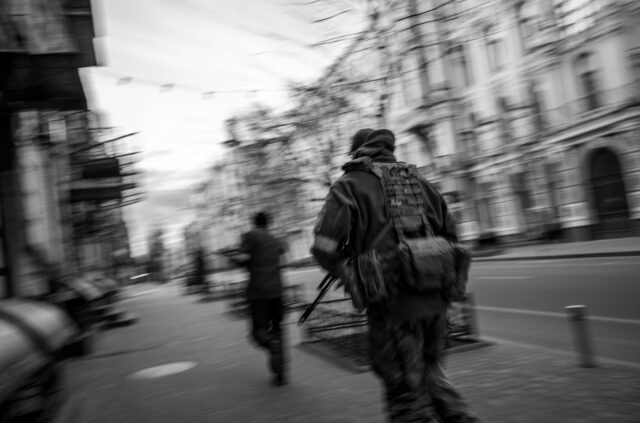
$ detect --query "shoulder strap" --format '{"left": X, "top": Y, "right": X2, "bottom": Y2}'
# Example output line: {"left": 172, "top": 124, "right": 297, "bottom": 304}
{"left": 369, "top": 220, "right": 392, "bottom": 251}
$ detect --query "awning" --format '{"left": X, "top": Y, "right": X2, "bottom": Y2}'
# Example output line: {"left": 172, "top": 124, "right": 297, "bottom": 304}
{"left": 80, "top": 158, "right": 121, "bottom": 179}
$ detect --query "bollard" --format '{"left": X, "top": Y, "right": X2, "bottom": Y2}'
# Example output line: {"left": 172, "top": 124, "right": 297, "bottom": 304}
{"left": 465, "top": 292, "right": 479, "bottom": 339}
{"left": 565, "top": 305, "right": 596, "bottom": 368}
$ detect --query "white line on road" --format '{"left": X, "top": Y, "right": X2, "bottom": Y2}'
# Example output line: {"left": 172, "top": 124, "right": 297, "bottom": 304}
{"left": 123, "top": 288, "right": 161, "bottom": 298}
{"left": 474, "top": 257, "right": 640, "bottom": 267}
{"left": 475, "top": 276, "right": 533, "bottom": 280}
{"left": 286, "top": 268, "right": 323, "bottom": 277}
{"left": 476, "top": 305, "right": 640, "bottom": 325}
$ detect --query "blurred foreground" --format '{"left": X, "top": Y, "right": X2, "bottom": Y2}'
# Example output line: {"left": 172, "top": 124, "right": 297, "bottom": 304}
{"left": 56, "top": 277, "right": 640, "bottom": 423}
{"left": 2, "top": 236, "right": 640, "bottom": 422}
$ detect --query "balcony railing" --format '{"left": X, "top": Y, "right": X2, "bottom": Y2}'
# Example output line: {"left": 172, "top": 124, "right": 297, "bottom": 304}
{"left": 448, "top": 83, "right": 640, "bottom": 167}
{"left": 420, "top": 83, "right": 459, "bottom": 109}
{"left": 539, "top": 83, "right": 640, "bottom": 135}
{"left": 525, "top": 31, "right": 560, "bottom": 53}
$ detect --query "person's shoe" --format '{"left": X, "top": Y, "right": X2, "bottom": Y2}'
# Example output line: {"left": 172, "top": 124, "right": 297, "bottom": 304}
{"left": 271, "top": 373, "right": 287, "bottom": 387}
{"left": 269, "top": 339, "right": 283, "bottom": 374}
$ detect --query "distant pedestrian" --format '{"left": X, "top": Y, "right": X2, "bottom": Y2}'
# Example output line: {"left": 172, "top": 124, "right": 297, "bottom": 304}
{"left": 312, "top": 128, "right": 480, "bottom": 422}
{"left": 193, "top": 247, "right": 214, "bottom": 300}
{"left": 233, "top": 211, "right": 288, "bottom": 386}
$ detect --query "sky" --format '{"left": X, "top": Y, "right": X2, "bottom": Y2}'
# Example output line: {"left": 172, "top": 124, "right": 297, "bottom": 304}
{"left": 80, "top": 0, "right": 369, "bottom": 256}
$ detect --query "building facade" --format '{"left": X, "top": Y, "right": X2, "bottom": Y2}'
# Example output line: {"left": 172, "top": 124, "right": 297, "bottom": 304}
{"left": 0, "top": 0, "right": 137, "bottom": 297}
{"left": 201, "top": 0, "right": 639, "bottom": 265}
{"left": 295, "top": 0, "right": 640, "bottom": 245}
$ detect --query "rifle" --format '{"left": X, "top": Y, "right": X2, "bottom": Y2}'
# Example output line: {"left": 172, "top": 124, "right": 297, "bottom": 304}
{"left": 298, "top": 272, "right": 338, "bottom": 325}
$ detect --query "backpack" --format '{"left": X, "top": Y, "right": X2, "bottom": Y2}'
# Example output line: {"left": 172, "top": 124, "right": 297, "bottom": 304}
{"left": 342, "top": 159, "right": 471, "bottom": 307}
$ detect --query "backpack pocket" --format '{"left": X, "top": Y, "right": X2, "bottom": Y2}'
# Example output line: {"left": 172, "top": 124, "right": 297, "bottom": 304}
{"left": 340, "top": 249, "right": 388, "bottom": 310}
{"left": 398, "top": 236, "right": 455, "bottom": 293}
{"left": 355, "top": 249, "right": 388, "bottom": 304}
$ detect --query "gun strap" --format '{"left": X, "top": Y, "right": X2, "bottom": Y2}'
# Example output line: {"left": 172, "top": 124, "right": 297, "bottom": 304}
{"left": 298, "top": 274, "right": 336, "bottom": 325}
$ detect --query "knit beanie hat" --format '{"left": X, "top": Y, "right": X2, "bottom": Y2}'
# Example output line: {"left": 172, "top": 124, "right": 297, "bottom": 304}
{"left": 364, "top": 129, "right": 395, "bottom": 151}
{"left": 349, "top": 128, "right": 375, "bottom": 154}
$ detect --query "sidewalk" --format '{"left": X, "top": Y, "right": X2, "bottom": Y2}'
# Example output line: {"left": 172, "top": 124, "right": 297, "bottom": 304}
{"left": 56, "top": 282, "right": 640, "bottom": 423}
{"left": 474, "top": 236, "right": 640, "bottom": 261}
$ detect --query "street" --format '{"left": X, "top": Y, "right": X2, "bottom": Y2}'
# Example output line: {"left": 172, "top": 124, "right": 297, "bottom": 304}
{"left": 4, "top": 2, "right": 640, "bottom": 422}
{"left": 56, "top": 275, "right": 640, "bottom": 423}
{"left": 284, "top": 256, "right": 640, "bottom": 367}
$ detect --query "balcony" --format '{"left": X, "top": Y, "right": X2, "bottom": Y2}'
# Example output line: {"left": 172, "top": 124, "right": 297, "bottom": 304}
{"left": 69, "top": 129, "right": 142, "bottom": 206}
{"left": 539, "top": 83, "right": 640, "bottom": 136}
{"left": 508, "top": 106, "right": 538, "bottom": 146}
{"left": 523, "top": 26, "right": 561, "bottom": 54}
{"left": 420, "top": 83, "right": 461, "bottom": 110}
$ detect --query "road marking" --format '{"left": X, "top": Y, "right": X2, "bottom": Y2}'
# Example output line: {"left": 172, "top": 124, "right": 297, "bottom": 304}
{"left": 130, "top": 362, "right": 197, "bottom": 379}
{"left": 476, "top": 305, "right": 640, "bottom": 325}
{"left": 122, "top": 288, "right": 162, "bottom": 300}
{"left": 287, "top": 267, "right": 323, "bottom": 276}
{"left": 475, "top": 276, "right": 532, "bottom": 280}
{"left": 474, "top": 257, "right": 640, "bottom": 267}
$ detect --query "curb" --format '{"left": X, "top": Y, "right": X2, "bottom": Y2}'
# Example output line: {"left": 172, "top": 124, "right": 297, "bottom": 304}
{"left": 444, "top": 339, "right": 494, "bottom": 355}
{"left": 297, "top": 341, "right": 371, "bottom": 374}
{"left": 473, "top": 251, "right": 640, "bottom": 262}
{"left": 298, "top": 338, "right": 493, "bottom": 375}
{"left": 478, "top": 335, "right": 640, "bottom": 370}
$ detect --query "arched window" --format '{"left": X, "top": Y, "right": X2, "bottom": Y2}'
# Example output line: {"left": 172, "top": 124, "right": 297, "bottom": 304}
{"left": 574, "top": 52, "right": 600, "bottom": 111}
{"left": 518, "top": 0, "right": 538, "bottom": 41}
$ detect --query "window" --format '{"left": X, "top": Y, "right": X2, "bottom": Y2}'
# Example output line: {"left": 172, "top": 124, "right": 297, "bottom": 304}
{"left": 450, "top": 44, "right": 472, "bottom": 87}
{"left": 485, "top": 27, "right": 505, "bottom": 72}
{"left": 555, "top": 0, "right": 605, "bottom": 37}
{"left": 458, "top": 112, "right": 478, "bottom": 155}
{"left": 497, "top": 97, "right": 512, "bottom": 144}
{"left": 518, "top": 1, "right": 537, "bottom": 40}
{"left": 529, "top": 81, "right": 546, "bottom": 131}
{"left": 574, "top": 52, "right": 600, "bottom": 111}
{"left": 489, "top": 39, "right": 505, "bottom": 71}
{"left": 401, "top": 57, "right": 423, "bottom": 106}
{"left": 631, "top": 49, "right": 640, "bottom": 87}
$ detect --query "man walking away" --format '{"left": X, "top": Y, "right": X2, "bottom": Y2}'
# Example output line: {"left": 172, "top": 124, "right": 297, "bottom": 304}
{"left": 233, "top": 211, "right": 288, "bottom": 386}
{"left": 311, "top": 129, "right": 480, "bottom": 422}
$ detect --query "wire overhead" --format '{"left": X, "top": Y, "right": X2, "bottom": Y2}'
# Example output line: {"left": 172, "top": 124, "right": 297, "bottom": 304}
{"left": 89, "top": 0, "right": 514, "bottom": 103}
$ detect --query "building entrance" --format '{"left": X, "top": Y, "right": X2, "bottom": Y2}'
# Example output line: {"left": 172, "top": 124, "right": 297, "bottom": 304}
{"left": 589, "top": 148, "right": 630, "bottom": 238}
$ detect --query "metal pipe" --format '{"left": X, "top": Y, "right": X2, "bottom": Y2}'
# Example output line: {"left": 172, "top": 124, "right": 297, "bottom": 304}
{"left": 565, "top": 305, "right": 596, "bottom": 368}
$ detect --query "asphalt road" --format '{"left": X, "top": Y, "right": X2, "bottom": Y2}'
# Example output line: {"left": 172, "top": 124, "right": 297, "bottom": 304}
{"left": 283, "top": 256, "right": 640, "bottom": 367}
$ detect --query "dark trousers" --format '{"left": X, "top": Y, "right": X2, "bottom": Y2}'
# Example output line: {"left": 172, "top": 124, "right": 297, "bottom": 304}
{"left": 249, "top": 297, "right": 285, "bottom": 375}
{"left": 368, "top": 307, "right": 480, "bottom": 423}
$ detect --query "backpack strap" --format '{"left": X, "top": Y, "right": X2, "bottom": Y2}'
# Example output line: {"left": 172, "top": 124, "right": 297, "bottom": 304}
{"left": 372, "top": 163, "right": 432, "bottom": 242}
{"left": 369, "top": 220, "right": 392, "bottom": 251}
